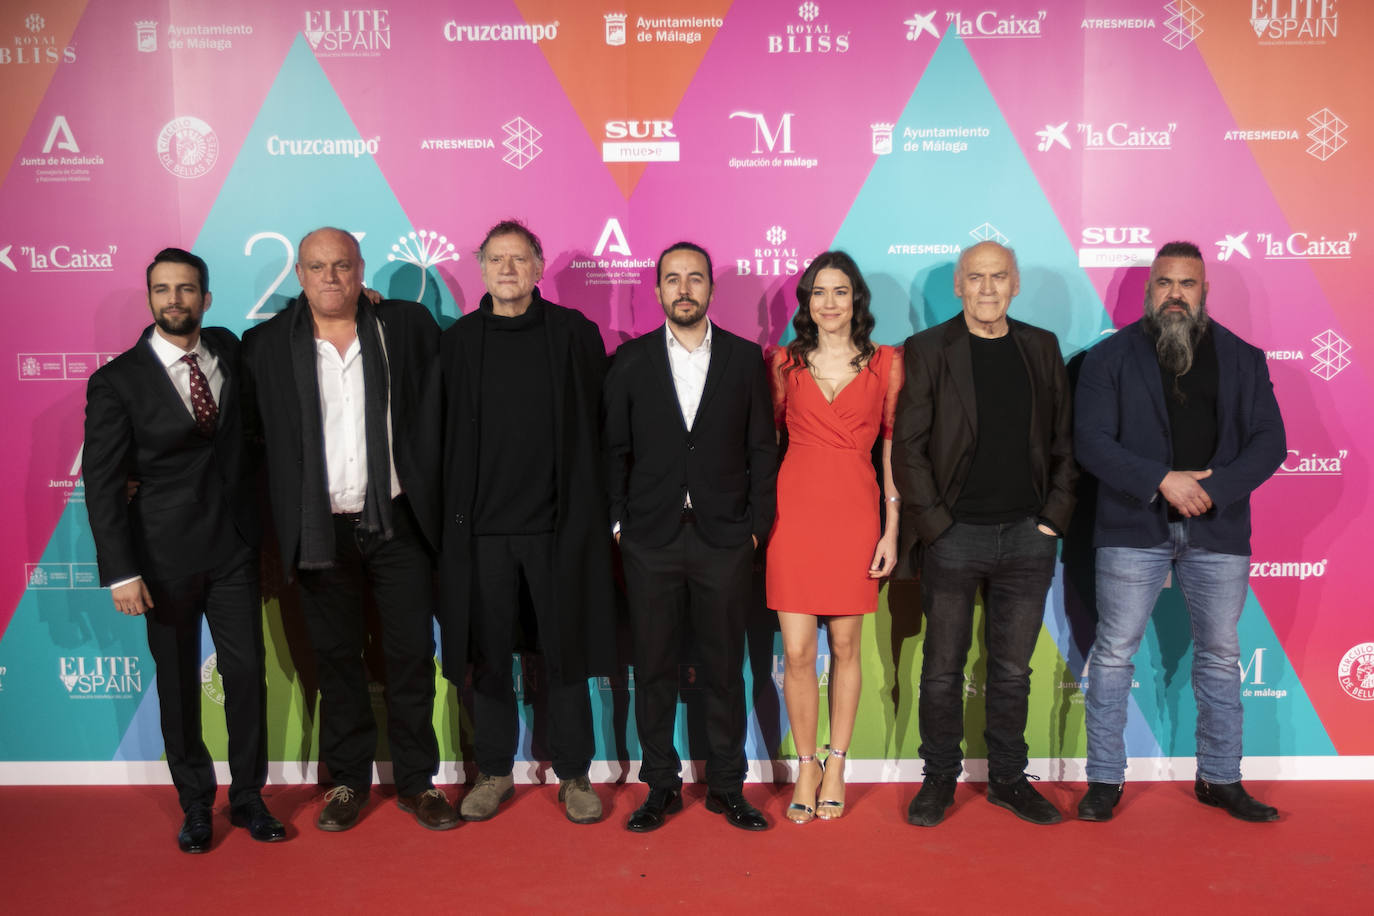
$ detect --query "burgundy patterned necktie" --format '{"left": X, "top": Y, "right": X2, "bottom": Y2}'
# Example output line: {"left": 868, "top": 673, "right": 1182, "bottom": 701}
{"left": 181, "top": 352, "right": 218, "bottom": 437}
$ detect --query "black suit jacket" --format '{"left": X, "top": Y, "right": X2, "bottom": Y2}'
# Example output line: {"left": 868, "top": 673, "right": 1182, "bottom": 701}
{"left": 84, "top": 325, "right": 257, "bottom": 586}
{"left": 434, "top": 291, "right": 616, "bottom": 683}
{"left": 242, "top": 294, "right": 441, "bottom": 575}
{"left": 603, "top": 322, "right": 778, "bottom": 549}
{"left": 892, "top": 315, "right": 1077, "bottom": 561}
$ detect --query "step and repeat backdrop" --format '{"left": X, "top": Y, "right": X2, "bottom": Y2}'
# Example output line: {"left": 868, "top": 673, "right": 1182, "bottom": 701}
{"left": 1, "top": 0, "right": 1370, "bottom": 783}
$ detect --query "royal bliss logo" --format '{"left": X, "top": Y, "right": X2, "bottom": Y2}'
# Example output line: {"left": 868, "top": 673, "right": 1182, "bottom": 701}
{"left": 767, "top": 3, "right": 850, "bottom": 54}
{"left": 736, "top": 226, "right": 812, "bottom": 278}
{"left": 1, "top": 12, "right": 77, "bottom": 65}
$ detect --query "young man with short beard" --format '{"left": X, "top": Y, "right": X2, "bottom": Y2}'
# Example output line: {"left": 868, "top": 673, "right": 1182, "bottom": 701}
{"left": 1074, "top": 241, "right": 1286, "bottom": 823}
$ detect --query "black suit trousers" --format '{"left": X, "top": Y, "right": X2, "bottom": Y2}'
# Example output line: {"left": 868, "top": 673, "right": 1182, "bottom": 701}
{"left": 295, "top": 498, "right": 440, "bottom": 796}
{"left": 621, "top": 523, "right": 753, "bottom": 793}
{"left": 143, "top": 543, "right": 265, "bottom": 812}
{"left": 469, "top": 533, "right": 594, "bottom": 779}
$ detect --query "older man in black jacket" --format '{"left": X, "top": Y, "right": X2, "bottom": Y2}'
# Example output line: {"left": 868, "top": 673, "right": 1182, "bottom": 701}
{"left": 434, "top": 220, "right": 615, "bottom": 825}
{"left": 242, "top": 227, "right": 452, "bottom": 833}
{"left": 892, "top": 241, "right": 1076, "bottom": 828}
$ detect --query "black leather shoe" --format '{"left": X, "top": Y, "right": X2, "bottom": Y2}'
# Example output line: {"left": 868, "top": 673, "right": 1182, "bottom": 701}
{"left": 1077, "top": 782, "right": 1123, "bottom": 822}
{"left": 1194, "top": 778, "right": 1278, "bottom": 822}
{"left": 317, "top": 786, "right": 368, "bottom": 832}
{"left": 626, "top": 786, "right": 682, "bottom": 833}
{"left": 907, "top": 774, "right": 957, "bottom": 827}
{"left": 987, "top": 775, "right": 1062, "bottom": 825}
{"left": 178, "top": 804, "right": 213, "bottom": 854}
{"left": 230, "top": 797, "right": 287, "bottom": 841}
{"left": 705, "top": 790, "right": 768, "bottom": 831}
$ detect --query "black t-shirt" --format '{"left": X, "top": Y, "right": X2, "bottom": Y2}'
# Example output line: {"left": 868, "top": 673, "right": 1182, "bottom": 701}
{"left": 473, "top": 302, "right": 557, "bottom": 535}
{"left": 953, "top": 332, "right": 1039, "bottom": 524}
{"left": 1160, "top": 327, "right": 1219, "bottom": 472}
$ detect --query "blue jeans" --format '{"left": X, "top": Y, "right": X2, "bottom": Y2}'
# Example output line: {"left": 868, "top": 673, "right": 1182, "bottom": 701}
{"left": 1085, "top": 521, "right": 1249, "bottom": 784}
{"left": 918, "top": 518, "right": 1058, "bottom": 782}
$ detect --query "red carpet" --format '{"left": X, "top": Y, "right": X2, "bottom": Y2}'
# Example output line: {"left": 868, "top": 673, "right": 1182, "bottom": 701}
{"left": 3, "top": 781, "right": 1367, "bottom": 914}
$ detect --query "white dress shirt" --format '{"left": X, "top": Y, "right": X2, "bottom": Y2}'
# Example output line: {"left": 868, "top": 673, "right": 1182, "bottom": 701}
{"left": 314, "top": 335, "right": 402, "bottom": 513}
{"left": 665, "top": 319, "right": 712, "bottom": 429}
{"left": 148, "top": 329, "right": 223, "bottom": 416}
{"left": 665, "top": 319, "right": 712, "bottom": 509}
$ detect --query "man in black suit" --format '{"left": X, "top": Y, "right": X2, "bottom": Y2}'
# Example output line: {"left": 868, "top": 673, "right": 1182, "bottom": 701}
{"left": 604, "top": 241, "right": 778, "bottom": 832}
{"left": 435, "top": 220, "right": 615, "bottom": 824}
{"left": 242, "top": 227, "right": 454, "bottom": 832}
{"left": 84, "top": 247, "right": 283, "bottom": 853}
{"left": 892, "top": 241, "right": 1076, "bottom": 828}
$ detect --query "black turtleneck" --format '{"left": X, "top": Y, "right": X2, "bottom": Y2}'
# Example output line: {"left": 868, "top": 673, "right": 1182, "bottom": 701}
{"left": 473, "top": 298, "right": 556, "bottom": 535}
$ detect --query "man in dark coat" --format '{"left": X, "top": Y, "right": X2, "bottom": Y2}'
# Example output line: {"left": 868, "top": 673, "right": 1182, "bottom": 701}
{"left": 892, "top": 241, "right": 1076, "bottom": 828}
{"left": 84, "top": 247, "right": 283, "bottom": 852}
{"left": 1074, "top": 241, "right": 1285, "bottom": 823}
{"left": 435, "top": 220, "right": 615, "bottom": 824}
{"left": 242, "top": 227, "right": 454, "bottom": 833}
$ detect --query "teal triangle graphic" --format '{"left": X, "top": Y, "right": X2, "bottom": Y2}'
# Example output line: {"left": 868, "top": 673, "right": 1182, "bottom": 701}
{"left": 829, "top": 32, "right": 1109, "bottom": 354}
{"left": 1124, "top": 589, "right": 1335, "bottom": 758}
{"left": 0, "top": 489, "right": 153, "bottom": 760}
{"left": 194, "top": 33, "right": 459, "bottom": 335}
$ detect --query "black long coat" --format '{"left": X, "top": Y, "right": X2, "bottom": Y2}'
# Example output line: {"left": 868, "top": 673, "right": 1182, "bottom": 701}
{"left": 434, "top": 290, "right": 617, "bottom": 686}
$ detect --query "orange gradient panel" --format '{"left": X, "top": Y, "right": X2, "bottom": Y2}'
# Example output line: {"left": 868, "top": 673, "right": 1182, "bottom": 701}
{"left": 0, "top": 1, "right": 89, "bottom": 185}
{"left": 1196, "top": 10, "right": 1373, "bottom": 343}
{"left": 515, "top": 0, "right": 733, "bottom": 197}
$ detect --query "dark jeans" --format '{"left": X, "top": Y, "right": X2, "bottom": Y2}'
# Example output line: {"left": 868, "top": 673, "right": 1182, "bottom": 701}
{"left": 620, "top": 524, "right": 753, "bottom": 794}
{"left": 470, "top": 533, "right": 594, "bottom": 780}
{"left": 296, "top": 498, "right": 440, "bottom": 796}
{"left": 918, "top": 517, "right": 1057, "bottom": 782}
{"left": 145, "top": 546, "right": 265, "bottom": 812}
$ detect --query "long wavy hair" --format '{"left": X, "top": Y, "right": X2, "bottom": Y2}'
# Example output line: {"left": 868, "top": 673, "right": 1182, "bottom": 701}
{"left": 783, "top": 250, "right": 876, "bottom": 376}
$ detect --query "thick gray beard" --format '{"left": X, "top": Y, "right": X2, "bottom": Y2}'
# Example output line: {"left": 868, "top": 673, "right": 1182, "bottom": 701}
{"left": 1145, "top": 301, "right": 1208, "bottom": 374}
{"left": 1143, "top": 296, "right": 1208, "bottom": 402}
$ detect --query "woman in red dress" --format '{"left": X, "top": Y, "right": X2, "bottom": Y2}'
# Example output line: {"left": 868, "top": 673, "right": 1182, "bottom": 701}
{"left": 767, "top": 251, "right": 903, "bottom": 823}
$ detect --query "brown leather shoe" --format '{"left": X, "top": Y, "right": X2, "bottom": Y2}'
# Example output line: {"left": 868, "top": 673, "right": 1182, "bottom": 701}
{"left": 397, "top": 788, "right": 459, "bottom": 831}
{"left": 317, "top": 786, "right": 367, "bottom": 832}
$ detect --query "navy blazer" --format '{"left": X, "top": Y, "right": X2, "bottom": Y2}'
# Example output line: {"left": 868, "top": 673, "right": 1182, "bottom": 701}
{"left": 1073, "top": 319, "right": 1285, "bottom": 554}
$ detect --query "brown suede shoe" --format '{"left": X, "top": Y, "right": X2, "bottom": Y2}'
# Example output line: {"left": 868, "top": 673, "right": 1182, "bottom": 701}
{"left": 558, "top": 775, "right": 603, "bottom": 824}
{"left": 397, "top": 787, "right": 459, "bottom": 831}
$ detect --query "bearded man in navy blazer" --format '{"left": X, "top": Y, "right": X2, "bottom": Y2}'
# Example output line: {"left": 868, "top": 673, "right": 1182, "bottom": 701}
{"left": 604, "top": 242, "right": 778, "bottom": 833}
{"left": 84, "top": 248, "right": 283, "bottom": 853}
{"left": 1074, "top": 241, "right": 1286, "bottom": 823}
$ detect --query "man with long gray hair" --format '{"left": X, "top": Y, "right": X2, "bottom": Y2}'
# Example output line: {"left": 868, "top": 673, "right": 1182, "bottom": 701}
{"left": 1074, "top": 241, "right": 1286, "bottom": 823}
